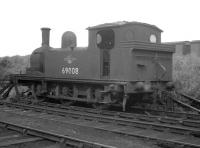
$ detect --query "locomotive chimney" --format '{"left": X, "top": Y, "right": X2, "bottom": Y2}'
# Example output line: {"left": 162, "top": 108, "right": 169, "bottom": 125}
{"left": 41, "top": 27, "right": 50, "bottom": 46}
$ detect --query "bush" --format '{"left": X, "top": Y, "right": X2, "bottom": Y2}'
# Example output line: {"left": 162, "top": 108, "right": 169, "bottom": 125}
{"left": 0, "top": 55, "right": 30, "bottom": 79}
{"left": 173, "top": 54, "right": 200, "bottom": 97}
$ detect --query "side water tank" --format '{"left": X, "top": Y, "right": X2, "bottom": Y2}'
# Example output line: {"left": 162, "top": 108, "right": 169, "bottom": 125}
{"left": 61, "top": 31, "right": 77, "bottom": 48}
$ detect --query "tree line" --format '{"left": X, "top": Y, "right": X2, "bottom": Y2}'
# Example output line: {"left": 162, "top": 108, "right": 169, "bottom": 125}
{"left": 0, "top": 55, "right": 30, "bottom": 79}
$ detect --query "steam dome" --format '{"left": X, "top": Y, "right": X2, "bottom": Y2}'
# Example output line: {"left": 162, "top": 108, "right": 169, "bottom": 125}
{"left": 61, "top": 31, "right": 77, "bottom": 48}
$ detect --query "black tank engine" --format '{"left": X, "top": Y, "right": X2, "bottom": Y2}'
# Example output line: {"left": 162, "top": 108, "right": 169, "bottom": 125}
{"left": 9, "top": 21, "right": 175, "bottom": 111}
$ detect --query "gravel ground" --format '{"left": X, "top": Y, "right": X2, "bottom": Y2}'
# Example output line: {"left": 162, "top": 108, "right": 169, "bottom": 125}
{"left": 0, "top": 109, "right": 161, "bottom": 148}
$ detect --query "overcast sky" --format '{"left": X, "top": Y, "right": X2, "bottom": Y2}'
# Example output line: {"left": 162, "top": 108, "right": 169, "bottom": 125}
{"left": 0, "top": 0, "right": 199, "bottom": 57}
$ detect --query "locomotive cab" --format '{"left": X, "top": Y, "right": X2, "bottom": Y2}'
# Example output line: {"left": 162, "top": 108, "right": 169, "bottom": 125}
{"left": 87, "top": 21, "right": 174, "bottom": 108}
{"left": 87, "top": 21, "right": 173, "bottom": 83}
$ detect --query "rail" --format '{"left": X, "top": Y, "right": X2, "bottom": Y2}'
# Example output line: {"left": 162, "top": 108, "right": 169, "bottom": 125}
{"left": 0, "top": 120, "right": 115, "bottom": 148}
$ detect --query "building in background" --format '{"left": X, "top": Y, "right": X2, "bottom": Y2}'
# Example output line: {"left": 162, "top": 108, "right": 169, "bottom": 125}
{"left": 166, "top": 40, "right": 200, "bottom": 56}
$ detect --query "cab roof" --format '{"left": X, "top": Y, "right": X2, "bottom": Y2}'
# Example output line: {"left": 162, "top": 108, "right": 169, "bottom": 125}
{"left": 87, "top": 21, "right": 163, "bottom": 32}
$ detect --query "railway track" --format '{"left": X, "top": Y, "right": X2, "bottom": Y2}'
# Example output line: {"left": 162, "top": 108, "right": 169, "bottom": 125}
{"left": 0, "top": 126, "right": 50, "bottom": 148}
{"left": 0, "top": 123, "right": 115, "bottom": 148}
{"left": 130, "top": 106, "right": 200, "bottom": 120}
{"left": 0, "top": 101, "right": 200, "bottom": 148}
{"left": 10, "top": 101, "right": 200, "bottom": 128}
{"left": 0, "top": 114, "right": 117, "bottom": 148}
{"left": 0, "top": 104, "right": 159, "bottom": 148}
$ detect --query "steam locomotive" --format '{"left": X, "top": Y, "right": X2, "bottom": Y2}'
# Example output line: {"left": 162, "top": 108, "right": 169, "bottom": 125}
{"left": 6, "top": 21, "right": 175, "bottom": 111}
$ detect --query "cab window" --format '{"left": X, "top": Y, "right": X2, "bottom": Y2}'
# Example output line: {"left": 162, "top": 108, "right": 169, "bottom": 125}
{"left": 96, "top": 29, "right": 114, "bottom": 49}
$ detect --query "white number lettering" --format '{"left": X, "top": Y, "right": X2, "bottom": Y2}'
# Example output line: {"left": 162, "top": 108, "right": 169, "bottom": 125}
{"left": 62, "top": 67, "right": 65, "bottom": 74}
{"left": 61, "top": 67, "right": 79, "bottom": 75}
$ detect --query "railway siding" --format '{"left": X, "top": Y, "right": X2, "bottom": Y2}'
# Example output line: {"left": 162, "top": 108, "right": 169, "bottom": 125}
{"left": 0, "top": 107, "right": 157, "bottom": 148}
{"left": 0, "top": 102, "right": 200, "bottom": 147}
{"left": 0, "top": 126, "right": 56, "bottom": 148}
